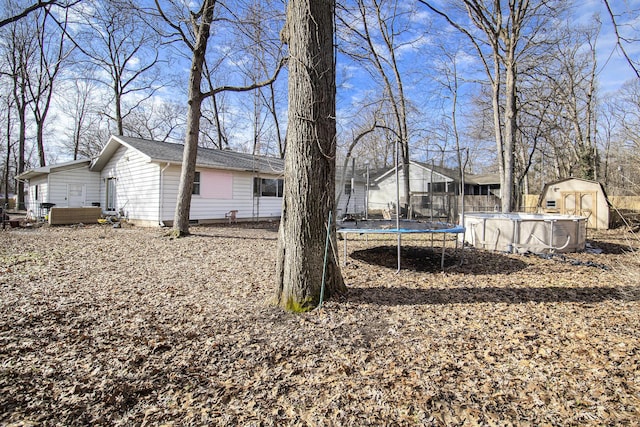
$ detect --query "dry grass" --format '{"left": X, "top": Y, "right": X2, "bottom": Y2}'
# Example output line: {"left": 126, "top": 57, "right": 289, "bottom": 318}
{"left": 1, "top": 223, "right": 639, "bottom": 426}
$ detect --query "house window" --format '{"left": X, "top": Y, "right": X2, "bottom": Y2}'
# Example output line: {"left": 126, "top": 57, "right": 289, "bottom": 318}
{"left": 546, "top": 200, "right": 556, "bottom": 208}
{"left": 253, "top": 177, "right": 284, "bottom": 197}
{"left": 344, "top": 182, "right": 352, "bottom": 196}
{"left": 430, "top": 182, "right": 446, "bottom": 193}
{"left": 192, "top": 171, "right": 201, "bottom": 195}
{"left": 34, "top": 185, "right": 39, "bottom": 201}
{"left": 106, "top": 178, "right": 116, "bottom": 211}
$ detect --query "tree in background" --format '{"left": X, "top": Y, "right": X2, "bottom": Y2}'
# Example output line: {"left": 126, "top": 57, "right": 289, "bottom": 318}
{"left": 69, "top": 0, "right": 163, "bottom": 136}
{"left": 0, "top": 0, "right": 39, "bottom": 210}
{"left": 419, "top": 0, "right": 566, "bottom": 212}
{"left": 609, "top": 80, "right": 640, "bottom": 195}
{"left": 233, "top": 0, "right": 287, "bottom": 158}
{"left": 28, "top": 3, "right": 73, "bottom": 167}
{"left": 275, "top": 0, "right": 346, "bottom": 310}
{"left": 544, "top": 21, "right": 600, "bottom": 181}
{"left": 338, "top": 0, "right": 414, "bottom": 215}
{"left": 1, "top": 93, "right": 17, "bottom": 207}
{"left": 57, "top": 77, "right": 109, "bottom": 159}
{"left": 603, "top": 0, "right": 640, "bottom": 80}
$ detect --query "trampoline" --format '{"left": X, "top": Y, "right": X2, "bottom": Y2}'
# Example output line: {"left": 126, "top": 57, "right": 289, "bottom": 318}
{"left": 337, "top": 219, "right": 466, "bottom": 271}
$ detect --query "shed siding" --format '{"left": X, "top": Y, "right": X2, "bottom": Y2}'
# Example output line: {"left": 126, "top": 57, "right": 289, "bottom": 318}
{"left": 540, "top": 179, "right": 610, "bottom": 229}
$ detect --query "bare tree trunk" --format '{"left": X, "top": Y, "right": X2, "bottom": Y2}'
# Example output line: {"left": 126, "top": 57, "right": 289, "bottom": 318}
{"left": 3, "top": 100, "right": 13, "bottom": 207}
{"left": 267, "top": 83, "right": 285, "bottom": 158}
{"left": 503, "top": 50, "right": 516, "bottom": 212}
{"left": 275, "top": 0, "right": 345, "bottom": 311}
{"left": 155, "top": 0, "right": 286, "bottom": 236}
{"left": 32, "top": 4, "right": 70, "bottom": 167}
{"left": 16, "top": 101, "right": 26, "bottom": 211}
{"left": 172, "top": 0, "right": 215, "bottom": 236}
{"left": 489, "top": 47, "right": 506, "bottom": 211}
{"left": 211, "top": 93, "right": 227, "bottom": 149}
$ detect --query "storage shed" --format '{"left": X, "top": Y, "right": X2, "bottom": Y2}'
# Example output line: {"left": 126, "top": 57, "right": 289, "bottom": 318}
{"left": 539, "top": 178, "right": 611, "bottom": 229}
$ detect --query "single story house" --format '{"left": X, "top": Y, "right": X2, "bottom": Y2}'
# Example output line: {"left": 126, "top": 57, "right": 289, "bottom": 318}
{"left": 89, "top": 135, "right": 285, "bottom": 226}
{"left": 538, "top": 177, "right": 611, "bottom": 229}
{"left": 367, "top": 161, "right": 500, "bottom": 221}
{"left": 16, "top": 158, "right": 102, "bottom": 219}
{"left": 18, "top": 135, "right": 285, "bottom": 226}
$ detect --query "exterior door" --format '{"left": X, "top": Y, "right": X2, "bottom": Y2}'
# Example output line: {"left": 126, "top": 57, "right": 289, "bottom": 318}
{"left": 67, "top": 184, "right": 85, "bottom": 207}
{"left": 561, "top": 191, "right": 597, "bottom": 229}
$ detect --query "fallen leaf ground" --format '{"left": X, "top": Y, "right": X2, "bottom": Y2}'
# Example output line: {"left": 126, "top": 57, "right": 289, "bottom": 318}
{"left": 1, "top": 224, "right": 639, "bottom": 426}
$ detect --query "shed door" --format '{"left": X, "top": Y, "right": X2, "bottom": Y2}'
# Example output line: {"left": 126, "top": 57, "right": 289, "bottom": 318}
{"left": 67, "top": 184, "right": 85, "bottom": 207}
{"left": 561, "top": 191, "right": 597, "bottom": 229}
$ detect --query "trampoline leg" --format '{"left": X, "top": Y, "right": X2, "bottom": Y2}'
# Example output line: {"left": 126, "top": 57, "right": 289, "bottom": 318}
{"left": 343, "top": 235, "right": 348, "bottom": 266}
{"left": 396, "top": 233, "right": 401, "bottom": 274}
{"left": 441, "top": 233, "right": 446, "bottom": 270}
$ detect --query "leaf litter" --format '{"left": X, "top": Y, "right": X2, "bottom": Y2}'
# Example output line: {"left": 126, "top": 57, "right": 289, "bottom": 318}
{"left": 1, "top": 224, "right": 639, "bottom": 426}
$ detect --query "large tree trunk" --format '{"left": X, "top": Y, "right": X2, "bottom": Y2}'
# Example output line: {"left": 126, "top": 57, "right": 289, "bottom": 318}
{"left": 172, "top": 0, "right": 215, "bottom": 236}
{"left": 275, "top": 0, "right": 345, "bottom": 310}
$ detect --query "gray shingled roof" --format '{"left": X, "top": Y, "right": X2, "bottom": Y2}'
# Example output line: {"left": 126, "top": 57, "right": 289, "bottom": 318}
{"left": 93, "top": 135, "right": 283, "bottom": 175}
{"left": 370, "top": 160, "right": 500, "bottom": 186}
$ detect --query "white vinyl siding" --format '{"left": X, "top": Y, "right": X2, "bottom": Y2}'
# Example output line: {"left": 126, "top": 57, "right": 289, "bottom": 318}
{"left": 47, "top": 168, "right": 99, "bottom": 208}
{"left": 99, "top": 146, "right": 160, "bottom": 221}
{"left": 24, "top": 164, "right": 100, "bottom": 212}
{"left": 25, "top": 176, "right": 48, "bottom": 213}
{"left": 336, "top": 180, "right": 367, "bottom": 217}
{"left": 157, "top": 166, "right": 283, "bottom": 224}
{"left": 94, "top": 140, "right": 283, "bottom": 225}
{"left": 368, "top": 163, "right": 454, "bottom": 212}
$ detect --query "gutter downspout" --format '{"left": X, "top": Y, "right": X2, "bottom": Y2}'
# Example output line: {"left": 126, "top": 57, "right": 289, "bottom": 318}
{"left": 159, "top": 163, "right": 171, "bottom": 226}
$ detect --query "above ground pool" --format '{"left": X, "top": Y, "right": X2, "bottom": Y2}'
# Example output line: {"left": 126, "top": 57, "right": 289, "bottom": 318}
{"left": 461, "top": 212, "right": 587, "bottom": 253}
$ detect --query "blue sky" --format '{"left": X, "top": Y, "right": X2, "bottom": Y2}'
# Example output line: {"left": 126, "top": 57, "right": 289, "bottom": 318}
{"left": 22, "top": 0, "right": 638, "bottom": 165}
{"left": 330, "top": 0, "right": 639, "bottom": 170}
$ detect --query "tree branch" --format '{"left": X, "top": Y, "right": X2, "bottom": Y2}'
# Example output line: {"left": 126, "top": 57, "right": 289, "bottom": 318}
{"left": 603, "top": 0, "right": 640, "bottom": 79}
{"left": 1, "top": 0, "right": 58, "bottom": 28}
{"left": 201, "top": 56, "right": 288, "bottom": 98}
